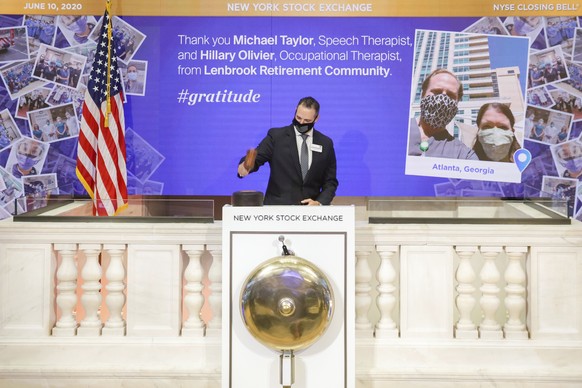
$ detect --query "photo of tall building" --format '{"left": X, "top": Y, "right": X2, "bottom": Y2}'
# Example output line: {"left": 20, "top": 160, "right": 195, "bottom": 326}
{"left": 410, "top": 30, "right": 527, "bottom": 146}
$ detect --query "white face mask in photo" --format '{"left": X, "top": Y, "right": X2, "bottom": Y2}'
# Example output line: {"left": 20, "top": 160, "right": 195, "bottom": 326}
{"left": 478, "top": 127, "right": 514, "bottom": 161}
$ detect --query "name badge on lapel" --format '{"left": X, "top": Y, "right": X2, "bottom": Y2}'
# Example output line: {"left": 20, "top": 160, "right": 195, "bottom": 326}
{"left": 311, "top": 144, "right": 323, "bottom": 153}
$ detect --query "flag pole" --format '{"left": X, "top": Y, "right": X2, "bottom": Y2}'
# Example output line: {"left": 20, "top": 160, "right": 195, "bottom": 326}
{"left": 105, "top": 0, "right": 112, "bottom": 127}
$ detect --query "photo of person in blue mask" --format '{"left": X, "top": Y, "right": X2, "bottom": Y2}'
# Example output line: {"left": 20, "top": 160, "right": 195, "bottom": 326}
{"left": 9, "top": 138, "right": 46, "bottom": 178}
{"left": 553, "top": 140, "right": 582, "bottom": 179}
{"left": 59, "top": 15, "right": 95, "bottom": 45}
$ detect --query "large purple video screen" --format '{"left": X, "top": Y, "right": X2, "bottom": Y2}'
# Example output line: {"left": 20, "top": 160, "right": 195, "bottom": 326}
{"left": 1, "top": 8, "right": 582, "bottom": 219}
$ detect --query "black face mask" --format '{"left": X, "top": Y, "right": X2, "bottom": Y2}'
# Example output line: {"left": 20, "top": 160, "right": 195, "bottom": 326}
{"left": 292, "top": 117, "right": 315, "bottom": 134}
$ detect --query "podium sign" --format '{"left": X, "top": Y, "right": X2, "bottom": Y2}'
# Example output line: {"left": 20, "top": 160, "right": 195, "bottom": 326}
{"left": 222, "top": 205, "right": 355, "bottom": 388}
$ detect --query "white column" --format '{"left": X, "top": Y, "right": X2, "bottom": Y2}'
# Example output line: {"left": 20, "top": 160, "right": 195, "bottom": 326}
{"left": 374, "top": 245, "right": 399, "bottom": 339}
{"left": 102, "top": 244, "right": 126, "bottom": 336}
{"left": 454, "top": 246, "right": 478, "bottom": 339}
{"left": 355, "top": 247, "right": 374, "bottom": 338}
{"left": 52, "top": 243, "right": 78, "bottom": 337}
{"left": 77, "top": 244, "right": 103, "bottom": 336}
{"left": 182, "top": 245, "right": 205, "bottom": 337}
{"left": 504, "top": 246, "right": 528, "bottom": 339}
{"left": 207, "top": 245, "right": 222, "bottom": 337}
{"left": 479, "top": 246, "right": 503, "bottom": 340}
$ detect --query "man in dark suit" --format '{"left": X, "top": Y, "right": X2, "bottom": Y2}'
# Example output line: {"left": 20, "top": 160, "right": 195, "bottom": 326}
{"left": 237, "top": 96, "right": 338, "bottom": 205}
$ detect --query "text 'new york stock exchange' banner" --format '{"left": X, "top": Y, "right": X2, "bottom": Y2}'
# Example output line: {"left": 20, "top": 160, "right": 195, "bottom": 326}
{"left": 0, "top": 0, "right": 582, "bottom": 219}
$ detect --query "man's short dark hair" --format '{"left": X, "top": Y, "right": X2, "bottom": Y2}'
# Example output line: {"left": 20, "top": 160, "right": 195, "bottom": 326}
{"left": 297, "top": 96, "right": 320, "bottom": 115}
{"left": 421, "top": 69, "right": 463, "bottom": 101}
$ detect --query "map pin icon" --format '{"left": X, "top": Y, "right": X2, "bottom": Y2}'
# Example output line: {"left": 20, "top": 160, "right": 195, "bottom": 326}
{"left": 514, "top": 148, "right": 532, "bottom": 172}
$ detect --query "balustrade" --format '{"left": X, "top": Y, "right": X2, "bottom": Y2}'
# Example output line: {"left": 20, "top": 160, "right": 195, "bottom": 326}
{"left": 182, "top": 245, "right": 206, "bottom": 336}
{"left": 374, "top": 246, "right": 399, "bottom": 339}
{"left": 354, "top": 247, "right": 373, "bottom": 337}
{"left": 1, "top": 219, "right": 581, "bottom": 387}
{"left": 29, "top": 240, "right": 564, "bottom": 343}
{"left": 52, "top": 243, "right": 78, "bottom": 337}
{"left": 3, "top": 240, "right": 553, "bottom": 344}
{"left": 77, "top": 244, "right": 103, "bottom": 336}
{"left": 454, "top": 246, "right": 478, "bottom": 339}
{"left": 206, "top": 245, "right": 223, "bottom": 336}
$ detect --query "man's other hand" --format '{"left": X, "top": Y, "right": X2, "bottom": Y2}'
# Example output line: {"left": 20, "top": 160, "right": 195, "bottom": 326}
{"left": 237, "top": 162, "right": 250, "bottom": 177}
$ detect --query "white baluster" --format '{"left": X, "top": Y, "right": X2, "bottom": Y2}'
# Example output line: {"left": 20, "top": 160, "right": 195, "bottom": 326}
{"left": 102, "top": 245, "right": 126, "bottom": 336}
{"left": 374, "top": 245, "right": 399, "bottom": 339}
{"left": 182, "top": 245, "right": 205, "bottom": 337}
{"left": 504, "top": 246, "right": 528, "bottom": 339}
{"left": 454, "top": 246, "right": 478, "bottom": 339}
{"left": 78, "top": 244, "right": 103, "bottom": 336}
{"left": 355, "top": 247, "right": 373, "bottom": 338}
{"left": 52, "top": 243, "right": 78, "bottom": 337}
{"left": 479, "top": 246, "right": 503, "bottom": 339}
{"left": 206, "top": 245, "right": 222, "bottom": 337}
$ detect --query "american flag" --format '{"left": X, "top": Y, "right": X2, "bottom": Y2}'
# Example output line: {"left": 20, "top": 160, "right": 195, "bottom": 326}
{"left": 76, "top": 3, "right": 127, "bottom": 216}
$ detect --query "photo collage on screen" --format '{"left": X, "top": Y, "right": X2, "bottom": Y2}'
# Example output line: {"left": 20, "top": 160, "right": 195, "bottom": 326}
{"left": 0, "top": 13, "right": 159, "bottom": 219}
{"left": 427, "top": 16, "right": 582, "bottom": 221}
{"left": 1, "top": 12, "right": 581, "bottom": 220}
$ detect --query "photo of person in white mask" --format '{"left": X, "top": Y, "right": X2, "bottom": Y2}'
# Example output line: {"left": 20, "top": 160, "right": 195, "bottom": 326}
{"left": 472, "top": 103, "right": 521, "bottom": 163}
{"left": 123, "top": 63, "right": 145, "bottom": 95}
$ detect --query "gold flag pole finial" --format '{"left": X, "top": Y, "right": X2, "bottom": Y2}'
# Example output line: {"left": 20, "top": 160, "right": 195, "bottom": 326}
{"left": 105, "top": 0, "right": 112, "bottom": 127}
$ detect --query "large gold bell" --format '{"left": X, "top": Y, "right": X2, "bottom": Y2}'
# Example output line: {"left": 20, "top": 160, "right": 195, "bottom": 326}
{"left": 240, "top": 255, "right": 334, "bottom": 351}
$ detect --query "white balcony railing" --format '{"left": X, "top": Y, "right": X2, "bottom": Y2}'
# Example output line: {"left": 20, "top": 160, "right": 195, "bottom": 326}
{"left": 1, "top": 212, "right": 582, "bottom": 387}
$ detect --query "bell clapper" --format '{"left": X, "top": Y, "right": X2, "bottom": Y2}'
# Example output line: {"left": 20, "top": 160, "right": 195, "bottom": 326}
{"left": 278, "top": 235, "right": 294, "bottom": 256}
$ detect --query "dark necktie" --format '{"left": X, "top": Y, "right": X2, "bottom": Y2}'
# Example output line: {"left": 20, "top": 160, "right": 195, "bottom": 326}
{"left": 300, "top": 134, "right": 308, "bottom": 179}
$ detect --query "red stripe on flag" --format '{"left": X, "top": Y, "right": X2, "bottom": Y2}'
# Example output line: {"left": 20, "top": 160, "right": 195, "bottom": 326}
{"left": 75, "top": 7, "right": 128, "bottom": 216}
